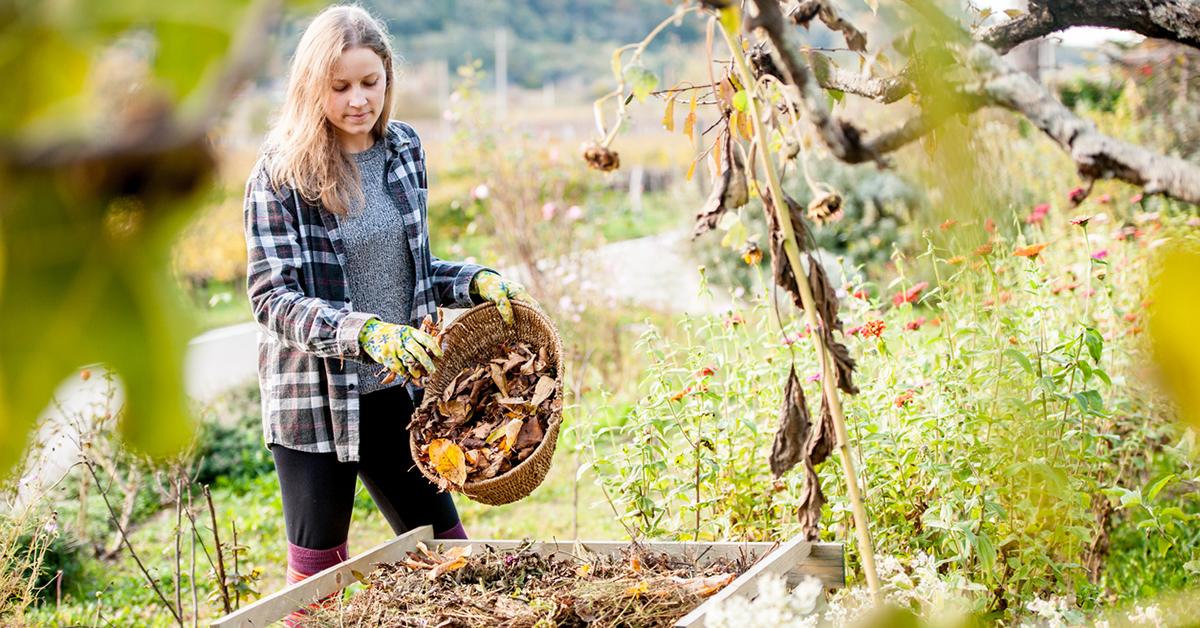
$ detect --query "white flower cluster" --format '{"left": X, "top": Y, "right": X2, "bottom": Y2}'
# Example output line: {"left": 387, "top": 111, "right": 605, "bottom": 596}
{"left": 706, "top": 552, "right": 992, "bottom": 627}
{"left": 703, "top": 573, "right": 824, "bottom": 628}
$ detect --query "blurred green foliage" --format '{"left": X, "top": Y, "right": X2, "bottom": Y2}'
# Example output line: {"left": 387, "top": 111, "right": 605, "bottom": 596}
{"left": 0, "top": 0, "right": 316, "bottom": 479}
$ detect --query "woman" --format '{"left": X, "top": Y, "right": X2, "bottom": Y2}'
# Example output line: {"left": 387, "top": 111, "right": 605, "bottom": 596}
{"left": 242, "top": 4, "right": 534, "bottom": 610}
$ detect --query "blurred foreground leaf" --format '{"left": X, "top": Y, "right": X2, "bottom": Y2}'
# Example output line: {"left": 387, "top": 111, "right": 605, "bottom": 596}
{"left": 1149, "top": 246, "right": 1200, "bottom": 431}
{"left": 0, "top": 0, "right": 291, "bottom": 478}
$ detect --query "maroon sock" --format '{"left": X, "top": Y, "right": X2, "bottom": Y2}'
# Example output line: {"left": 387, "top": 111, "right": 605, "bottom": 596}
{"left": 434, "top": 522, "right": 468, "bottom": 540}
{"left": 284, "top": 541, "right": 349, "bottom": 626}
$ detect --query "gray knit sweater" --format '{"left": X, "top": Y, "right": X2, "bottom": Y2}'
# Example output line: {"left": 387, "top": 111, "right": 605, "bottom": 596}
{"left": 335, "top": 140, "right": 415, "bottom": 395}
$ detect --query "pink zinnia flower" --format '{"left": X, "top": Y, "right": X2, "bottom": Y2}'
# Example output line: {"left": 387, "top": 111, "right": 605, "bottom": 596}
{"left": 1070, "top": 215, "right": 1092, "bottom": 227}
{"left": 1027, "top": 203, "right": 1051, "bottom": 225}
{"left": 1091, "top": 249, "right": 1108, "bottom": 260}
{"left": 892, "top": 281, "right": 929, "bottom": 306}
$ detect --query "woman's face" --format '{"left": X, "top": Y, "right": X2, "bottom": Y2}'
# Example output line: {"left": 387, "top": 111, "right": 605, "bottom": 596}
{"left": 324, "top": 46, "right": 386, "bottom": 152}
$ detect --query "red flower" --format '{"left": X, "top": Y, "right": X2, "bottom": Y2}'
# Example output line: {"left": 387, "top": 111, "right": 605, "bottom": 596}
{"left": 723, "top": 313, "right": 745, "bottom": 327}
{"left": 1130, "top": 193, "right": 1144, "bottom": 204}
{"left": 1027, "top": 203, "right": 1051, "bottom": 225}
{"left": 905, "top": 317, "right": 926, "bottom": 331}
{"left": 1091, "top": 249, "right": 1108, "bottom": 260}
{"left": 695, "top": 365, "right": 718, "bottom": 378}
{"left": 1138, "top": 63, "right": 1153, "bottom": 77}
{"left": 1070, "top": 215, "right": 1092, "bottom": 227}
{"left": 893, "top": 390, "right": 916, "bottom": 408}
{"left": 892, "top": 281, "right": 929, "bottom": 306}
{"left": 846, "top": 325, "right": 863, "bottom": 337}
{"left": 985, "top": 218, "right": 996, "bottom": 234}
{"left": 1098, "top": 194, "right": 1111, "bottom": 204}
{"left": 940, "top": 219, "right": 957, "bottom": 231}
{"left": 861, "top": 319, "right": 886, "bottom": 338}
{"left": 1068, "top": 186, "right": 1088, "bottom": 206}
{"left": 853, "top": 289, "right": 868, "bottom": 300}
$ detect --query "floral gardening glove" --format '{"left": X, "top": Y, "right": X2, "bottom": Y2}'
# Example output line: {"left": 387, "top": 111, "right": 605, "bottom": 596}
{"left": 471, "top": 271, "right": 536, "bottom": 325}
{"left": 358, "top": 318, "right": 443, "bottom": 382}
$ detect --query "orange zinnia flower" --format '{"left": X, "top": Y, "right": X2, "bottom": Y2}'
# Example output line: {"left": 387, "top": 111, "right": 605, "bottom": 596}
{"left": 1013, "top": 243, "right": 1049, "bottom": 259}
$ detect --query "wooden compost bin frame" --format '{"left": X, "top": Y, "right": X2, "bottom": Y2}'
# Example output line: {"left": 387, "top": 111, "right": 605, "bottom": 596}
{"left": 212, "top": 525, "right": 844, "bottom": 627}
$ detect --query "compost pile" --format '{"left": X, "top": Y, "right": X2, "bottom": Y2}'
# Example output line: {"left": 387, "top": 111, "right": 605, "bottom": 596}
{"left": 410, "top": 340, "right": 560, "bottom": 490}
{"left": 309, "top": 541, "right": 748, "bottom": 627}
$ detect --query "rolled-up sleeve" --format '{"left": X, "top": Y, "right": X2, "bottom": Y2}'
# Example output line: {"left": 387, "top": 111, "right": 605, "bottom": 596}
{"left": 243, "top": 165, "right": 375, "bottom": 359}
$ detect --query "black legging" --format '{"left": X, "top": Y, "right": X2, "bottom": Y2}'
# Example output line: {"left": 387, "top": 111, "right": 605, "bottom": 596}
{"left": 271, "top": 384, "right": 460, "bottom": 549}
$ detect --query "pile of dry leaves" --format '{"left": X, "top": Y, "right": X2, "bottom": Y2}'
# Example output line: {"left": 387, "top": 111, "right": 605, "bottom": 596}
{"left": 309, "top": 542, "right": 747, "bottom": 627}
{"left": 410, "top": 340, "right": 561, "bottom": 490}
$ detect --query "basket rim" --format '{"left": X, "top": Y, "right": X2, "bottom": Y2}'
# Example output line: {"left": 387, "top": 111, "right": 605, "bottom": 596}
{"left": 411, "top": 301, "right": 564, "bottom": 494}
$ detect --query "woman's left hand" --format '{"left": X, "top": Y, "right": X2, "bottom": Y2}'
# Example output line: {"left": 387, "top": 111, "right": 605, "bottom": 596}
{"left": 471, "top": 271, "right": 537, "bottom": 325}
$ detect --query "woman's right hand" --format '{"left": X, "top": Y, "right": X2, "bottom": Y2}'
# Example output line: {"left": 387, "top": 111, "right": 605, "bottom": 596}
{"left": 358, "top": 318, "right": 443, "bottom": 381}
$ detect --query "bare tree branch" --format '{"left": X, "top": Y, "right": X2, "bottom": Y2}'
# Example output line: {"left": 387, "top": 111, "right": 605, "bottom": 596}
{"left": 978, "top": 0, "right": 1200, "bottom": 54}
{"left": 807, "top": 53, "right": 913, "bottom": 103}
{"left": 789, "top": 0, "right": 868, "bottom": 52}
{"left": 751, "top": 0, "right": 1200, "bottom": 203}
{"left": 966, "top": 41, "right": 1200, "bottom": 203}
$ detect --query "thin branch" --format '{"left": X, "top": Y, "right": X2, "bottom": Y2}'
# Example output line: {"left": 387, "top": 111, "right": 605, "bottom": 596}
{"left": 204, "top": 485, "right": 232, "bottom": 615}
{"left": 85, "top": 461, "right": 183, "bottom": 626}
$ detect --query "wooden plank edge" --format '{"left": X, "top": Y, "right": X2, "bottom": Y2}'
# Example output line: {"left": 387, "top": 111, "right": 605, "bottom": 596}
{"left": 674, "top": 534, "right": 813, "bottom": 628}
{"left": 210, "top": 525, "right": 435, "bottom": 627}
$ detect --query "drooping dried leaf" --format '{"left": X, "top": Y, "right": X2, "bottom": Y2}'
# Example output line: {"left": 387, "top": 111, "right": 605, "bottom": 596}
{"left": 765, "top": 191, "right": 812, "bottom": 312}
{"left": 693, "top": 129, "right": 748, "bottom": 238}
{"left": 806, "top": 253, "right": 842, "bottom": 334}
{"left": 825, "top": 337, "right": 858, "bottom": 395}
{"left": 810, "top": 391, "right": 836, "bottom": 465}
{"left": 769, "top": 368, "right": 810, "bottom": 477}
{"left": 797, "top": 462, "right": 826, "bottom": 542}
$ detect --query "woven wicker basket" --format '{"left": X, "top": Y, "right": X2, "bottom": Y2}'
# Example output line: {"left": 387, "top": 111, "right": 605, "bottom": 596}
{"left": 410, "top": 301, "right": 563, "bottom": 506}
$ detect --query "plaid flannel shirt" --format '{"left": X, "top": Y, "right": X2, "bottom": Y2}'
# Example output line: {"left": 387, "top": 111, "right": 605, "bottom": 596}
{"left": 243, "top": 120, "right": 487, "bottom": 462}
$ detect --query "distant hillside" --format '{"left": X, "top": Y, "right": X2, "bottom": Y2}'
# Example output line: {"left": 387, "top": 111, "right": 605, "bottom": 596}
{"left": 361, "top": 0, "right": 705, "bottom": 87}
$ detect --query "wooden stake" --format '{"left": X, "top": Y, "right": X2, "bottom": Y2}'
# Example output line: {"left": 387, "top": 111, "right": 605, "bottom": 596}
{"left": 717, "top": 11, "right": 881, "bottom": 600}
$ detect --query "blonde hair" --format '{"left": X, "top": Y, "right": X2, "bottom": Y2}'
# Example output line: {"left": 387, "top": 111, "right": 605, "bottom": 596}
{"left": 265, "top": 5, "right": 395, "bottom": 215}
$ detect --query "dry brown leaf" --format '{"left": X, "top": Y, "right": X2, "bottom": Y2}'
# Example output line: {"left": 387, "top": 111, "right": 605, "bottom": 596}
{"left": 502, "top": 418, "right": 524, "bottom": 453}
{"left": 674, "top": 573, "right": 736, "bottom": 597}
{"left": 693, "top": 129, "right": 748, "bottom": 239}
{"left": 514, "top": 416, "right": 544, "bottom": 452}
{"left": 531, "top": 376, "right": 556, "bottom": 407}
{"left": 427, "top": 556, "right": 467, "bottom": 580}
{"left": 769, "top": 368, "right": 810, "bottom": 478}
{"left": 489, "top": 362, "right": 510, "bottom": 397}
